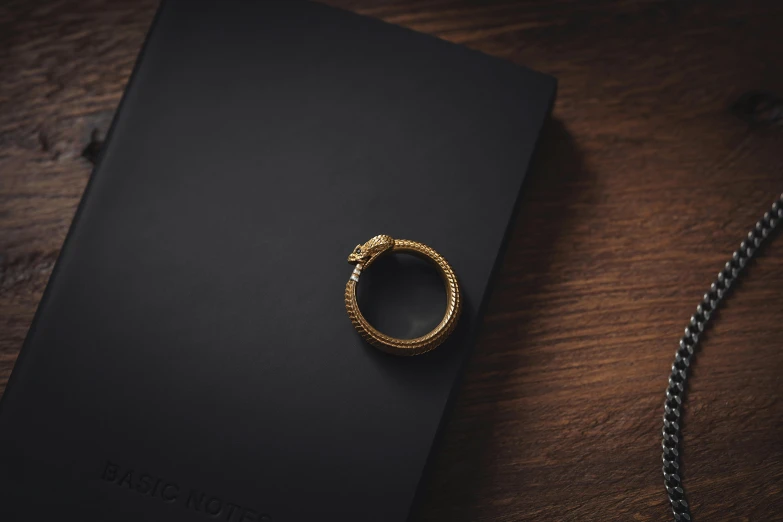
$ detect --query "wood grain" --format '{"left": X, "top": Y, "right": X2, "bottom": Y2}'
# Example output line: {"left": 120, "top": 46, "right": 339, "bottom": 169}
{"left": 1, "top": 0, "right": 782, "bottom": 520}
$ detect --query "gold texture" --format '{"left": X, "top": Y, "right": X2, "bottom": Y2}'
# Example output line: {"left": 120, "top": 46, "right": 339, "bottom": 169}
{"left": 345, "top": 235, "right": 462, "bottom": 356}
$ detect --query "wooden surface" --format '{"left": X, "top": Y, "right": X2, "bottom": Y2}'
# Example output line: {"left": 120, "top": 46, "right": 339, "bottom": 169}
{"left": 1, "top": 0, "right": 782, "bottom": 520}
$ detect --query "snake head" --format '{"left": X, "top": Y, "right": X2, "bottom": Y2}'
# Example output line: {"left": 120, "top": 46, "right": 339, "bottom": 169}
{"left": 347, "top": 234, "right": 394, "bottom": 264}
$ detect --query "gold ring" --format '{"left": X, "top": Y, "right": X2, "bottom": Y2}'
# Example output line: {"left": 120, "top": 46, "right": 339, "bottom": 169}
{"left": 344, "top": 235, "right": 462, "bottom": 356}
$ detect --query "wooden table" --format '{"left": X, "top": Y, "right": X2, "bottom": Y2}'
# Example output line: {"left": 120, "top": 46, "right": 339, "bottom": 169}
{"left": 2, "top": 1, "right": 782, "bottom": 520}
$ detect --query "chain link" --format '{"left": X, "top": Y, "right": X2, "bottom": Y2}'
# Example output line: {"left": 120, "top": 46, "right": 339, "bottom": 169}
{"left": 662, "top": 193, "right": 783, "bottom": 521}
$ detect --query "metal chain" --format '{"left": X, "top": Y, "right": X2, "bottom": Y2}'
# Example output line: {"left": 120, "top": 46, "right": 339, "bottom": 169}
{"left": 662, "top": 193, "right": 783, "bottom": 521}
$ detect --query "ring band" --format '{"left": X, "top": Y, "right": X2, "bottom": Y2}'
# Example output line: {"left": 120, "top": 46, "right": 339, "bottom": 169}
{"left": 344, "top": 235, "right": 462, "bottom": 356}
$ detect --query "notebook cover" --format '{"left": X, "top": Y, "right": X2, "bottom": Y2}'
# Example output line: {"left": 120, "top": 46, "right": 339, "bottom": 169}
{"left": 0, "top": 1, "right": 556, "bottom": 520}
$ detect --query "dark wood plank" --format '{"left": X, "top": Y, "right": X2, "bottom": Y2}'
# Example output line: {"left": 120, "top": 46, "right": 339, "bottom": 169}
{"left": 1, "top": 1, "right": 782, "bottom": 520}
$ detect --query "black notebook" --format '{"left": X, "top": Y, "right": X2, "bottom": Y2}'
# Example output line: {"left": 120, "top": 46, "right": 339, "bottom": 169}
{"left": 0, "top": 1, "right": 556, "bottom": 520}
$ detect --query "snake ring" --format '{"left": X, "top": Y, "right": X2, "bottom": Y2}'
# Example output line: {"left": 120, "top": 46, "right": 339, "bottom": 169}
{"left": 344, "top": 235, "right": 462, "bottom": 356}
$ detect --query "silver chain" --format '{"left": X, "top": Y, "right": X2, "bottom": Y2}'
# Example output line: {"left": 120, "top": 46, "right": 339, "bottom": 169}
{"left": 662, "top": 193, "right": 783, "bottom": 521}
